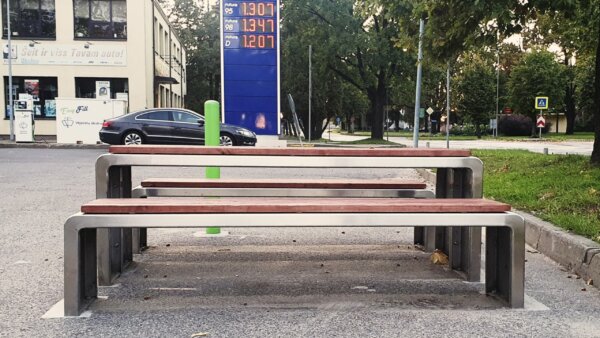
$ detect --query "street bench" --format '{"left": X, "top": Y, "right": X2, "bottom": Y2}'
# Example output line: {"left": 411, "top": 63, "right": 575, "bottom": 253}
{"left": 96, "top": 146, "right": 484, "bottom": 284}
{"left": 131, "top": 178, "right": 434, "bottom": 250}
{"left": 64, "top": 197, "right": 525, "bottom": 316}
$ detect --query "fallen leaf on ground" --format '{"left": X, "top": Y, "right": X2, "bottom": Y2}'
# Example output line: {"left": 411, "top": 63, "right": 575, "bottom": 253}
{"left": 586, "top": 279, "right": 593, "bottom": 286}
{"left": 431, "top": 250, "right": 449, "bottom": 265}
{"left": 526, "top": 248, "right": 539, "bottom": 254}
{"left": 191, "top": 333, "right": 208, "bottom": 337}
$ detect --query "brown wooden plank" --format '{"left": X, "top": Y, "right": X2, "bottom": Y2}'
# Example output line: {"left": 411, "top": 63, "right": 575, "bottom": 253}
{"left": 81, "top": 198, "right": 511, "bottom": 214}
{"left": 141, "top": 178, "right": 427, "bottom": 189}
{"left": 109, "top": 145, "right": 471, "bottom": 157}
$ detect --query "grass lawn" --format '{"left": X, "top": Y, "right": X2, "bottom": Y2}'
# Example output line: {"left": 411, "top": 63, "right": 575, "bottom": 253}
{"left": 473, "top": 149, "right": 600, "bottom": 242}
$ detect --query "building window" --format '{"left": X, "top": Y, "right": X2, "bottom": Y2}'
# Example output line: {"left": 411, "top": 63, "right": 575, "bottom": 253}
{"left": 2, "top": 0, "right": 56, "bottom": 38}
{"left": 4, "top": 76, "right": 58, "bottom": 118}
{"left": 75, "top": 77, "right": 128, "bottom": 99}
{"left": 73, "top": 0, "right": 127, "bottom": 39}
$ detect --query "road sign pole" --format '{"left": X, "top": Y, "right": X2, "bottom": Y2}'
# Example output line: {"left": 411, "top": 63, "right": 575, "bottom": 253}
{"left": 445, "top": 63, "right": 451, "bottom": 148}
{"left": 539, "top": 110, "right": 542, "bottom": 139}
{"left": 412, "top": 17, "right": 425, "bottom": 148}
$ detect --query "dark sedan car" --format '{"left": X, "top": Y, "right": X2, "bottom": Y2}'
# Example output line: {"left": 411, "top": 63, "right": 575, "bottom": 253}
{"left": 99, "top": 108, "right": 257, "bottom": 146}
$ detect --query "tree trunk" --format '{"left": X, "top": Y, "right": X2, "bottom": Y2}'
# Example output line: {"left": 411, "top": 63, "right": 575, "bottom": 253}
{"left": 369, "top": 70, "right": 386, "bottom": 140}
{"left": 475, "top": 123, "right": 482, "bottom": 139}
{"left": 592, "top": 20, "right": 600, "bottom": 166}
{"left": 564, "top": 54, "right": 576, "bottom": 135}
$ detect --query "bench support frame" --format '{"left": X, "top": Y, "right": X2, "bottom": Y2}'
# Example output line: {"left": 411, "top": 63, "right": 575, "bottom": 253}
{"left": 96, "top": 154, "right": 484, "bottom": 284}
{"left": 64, "top": 212, "right": 524, "bottom": 316}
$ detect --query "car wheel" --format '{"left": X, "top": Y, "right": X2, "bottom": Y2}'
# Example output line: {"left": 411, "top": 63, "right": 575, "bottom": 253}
{"left": 220, "top": 133, "right": 236, "bottom": 146}
{"left": 122, "top": 131, "right": 144, "bottom": 145}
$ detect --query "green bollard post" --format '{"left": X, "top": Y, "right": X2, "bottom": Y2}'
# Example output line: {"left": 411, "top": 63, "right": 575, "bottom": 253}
{"left": 204, "top": 100, "right": 221, "bottom": 235}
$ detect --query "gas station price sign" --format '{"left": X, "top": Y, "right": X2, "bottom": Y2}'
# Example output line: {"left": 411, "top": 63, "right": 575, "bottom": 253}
{"left": 221, "top": 0, "right": 280, "bottom": 135}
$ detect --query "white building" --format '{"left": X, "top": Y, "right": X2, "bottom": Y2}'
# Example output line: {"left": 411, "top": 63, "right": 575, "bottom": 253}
{"left": 1, "top": 0, "right": 187, "bottom": 136}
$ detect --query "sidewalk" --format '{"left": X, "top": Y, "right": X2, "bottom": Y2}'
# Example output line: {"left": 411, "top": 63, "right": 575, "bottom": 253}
{"left": 0, "top": 135, "right": 108, "bottom": 149}
{"left": 328, "top": 132, "right": 594, "bottom": 155}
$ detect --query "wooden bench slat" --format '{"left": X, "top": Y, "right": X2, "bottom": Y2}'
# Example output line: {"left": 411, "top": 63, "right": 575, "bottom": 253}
{"left": 81, "top": 198, "right": 510, "bottom": 214}
{"left": 141, "top": 178, "right": 427, "bottom": 189}
{"left": 109, "top": 145, "right": 471, "bottom": 157}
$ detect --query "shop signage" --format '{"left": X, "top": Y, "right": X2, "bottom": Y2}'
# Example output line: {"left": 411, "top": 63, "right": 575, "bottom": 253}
{"left": 2, "top": 43, "right": 126, "bottom": 66}
{"left": 56, "top": 98, "right": 127, "bottom": 144}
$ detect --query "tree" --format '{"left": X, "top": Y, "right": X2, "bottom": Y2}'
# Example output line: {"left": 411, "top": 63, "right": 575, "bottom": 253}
{"left": 455, "top": 54, "right": 497, "bottom": 138}
{"left": 282, "top": 0, "right": 414, "bottom": 140}
{"left": 400, "top": 0, "right": 599, "bottom": 164}
{"left": 280, "top": 0, "right": 370, "bottom": 139}
{"left": 164, "top": 0, "right": 221, "bottom": 114}
{"left": 575, "top": 53, "right": 596, "bottom": 131}
{"left": 522, "top": 11, "right": 585, "bottom": 134}
{"left": 508, "top": 50, "right": 567, "bottom": 135}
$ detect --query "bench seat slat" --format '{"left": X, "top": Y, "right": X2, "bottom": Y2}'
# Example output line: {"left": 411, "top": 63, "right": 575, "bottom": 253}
{"left": 81, "top": 198, "right": 511, "bottom": 214}
{"left": 141, "top": 178, "right": 427, "bottom": 190}
{"left": 109, "top": 145, "right": 471, "bottom": 157}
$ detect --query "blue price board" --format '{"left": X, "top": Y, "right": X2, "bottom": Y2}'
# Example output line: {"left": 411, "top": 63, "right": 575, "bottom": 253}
{"left": 221, "top": 0, "right": 280, "bottom": 135}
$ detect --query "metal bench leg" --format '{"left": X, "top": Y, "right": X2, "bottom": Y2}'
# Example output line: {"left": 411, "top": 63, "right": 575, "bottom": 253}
{"left": 485, "top": 222, "right": 525, "bottom": 308}
{"left": 436, "top": 168, "right": 481, "bottom": 282}
{"left": 414, "top": 227, "right": 424, "bottom": 245}
{"left": 65, "top": 224, "right": 97, "bottom": 316}
{"left": 131, "top": 188, "right": 147, "bottom": 253}
{"left": 98, "top": 166, "right": 132, "bottom": 285}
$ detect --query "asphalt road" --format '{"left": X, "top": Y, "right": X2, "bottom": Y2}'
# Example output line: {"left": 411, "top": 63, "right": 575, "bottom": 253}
{"left": 1, "top": 148, "right": 599, "bottom": 337}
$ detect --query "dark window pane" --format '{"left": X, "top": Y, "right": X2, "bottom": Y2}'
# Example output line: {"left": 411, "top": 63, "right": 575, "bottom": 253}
{"left": 73, "top": 0, "right": 126, "bottom": 39}
{"left": 139, "top": 111, "right": 170, "bottom": 121}
{"left": 2, "top": 0, "right": 55, "bottom": 38}
{"left": 4, "top": 77, "right": 58, "bottom": 118}
{"left": 173, "top": 111, "right": 199, "bottom": 123}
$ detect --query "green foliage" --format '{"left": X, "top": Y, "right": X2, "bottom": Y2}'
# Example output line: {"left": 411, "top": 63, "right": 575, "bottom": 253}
{"left": 281, "top": 0, "right": 371, "bottom": 139}
{"left": 508, "top": 50, "right": 567, "bottom": 120}
{"left": 475, "top": 149, "right": 600, "bottom": 241}
{"left": 281, "top": 0, "right": 414, "bottom": 139}
{"left": 575, "top": 53, "right": 596, "bottom": 131}
{"left": 455, "top": 54, "right": 496, "bottom": 137}
{"left": 166, "top": 0, "right": 221, "bottom": 114}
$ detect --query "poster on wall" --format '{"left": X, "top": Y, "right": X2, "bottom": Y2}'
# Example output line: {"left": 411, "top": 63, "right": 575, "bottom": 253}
{"left": 24, "top": 79, "right": 39, "bottom": 100}
{"left": 95, "top": 81, "right": 111, "bottom": 99}
{"left": 45, "top": 100, "right": 56, "bottom": 117}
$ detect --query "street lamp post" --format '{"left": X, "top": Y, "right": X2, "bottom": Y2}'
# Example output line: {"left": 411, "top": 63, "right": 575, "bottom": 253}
{"left": 6, "top": 0, "right": 15, "bottom": 141}
{"left": 412, "top": 17, "right": 425, "bottom": 148}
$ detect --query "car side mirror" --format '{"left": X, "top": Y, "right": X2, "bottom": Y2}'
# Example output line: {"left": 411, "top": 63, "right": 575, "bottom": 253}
{"left": 197, "top": 119, "right": 205, "bottom": 126}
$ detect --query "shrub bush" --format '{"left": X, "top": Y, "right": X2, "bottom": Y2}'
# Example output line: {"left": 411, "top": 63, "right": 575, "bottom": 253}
{"left": 450, "top": 123, "right": 491, "bottom": 136}
{"left": 498, "top": 115, "right": 533, "bottom": 136}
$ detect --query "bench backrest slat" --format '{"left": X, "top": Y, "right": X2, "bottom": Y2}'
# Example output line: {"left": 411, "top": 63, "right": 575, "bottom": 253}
{"left": 81, "top": 198, "right": 510, "bottom": 214}
{"left": 109, "top": 145, "right": 471, "bottom": 157}
{"left": 141, "top": 178, "right": 427, "bottom": 190}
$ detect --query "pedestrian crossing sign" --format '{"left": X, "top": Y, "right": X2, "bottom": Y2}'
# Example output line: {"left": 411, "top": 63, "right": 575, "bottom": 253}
{"left": 535, "top": 97, "right": 549, "bottom": 110}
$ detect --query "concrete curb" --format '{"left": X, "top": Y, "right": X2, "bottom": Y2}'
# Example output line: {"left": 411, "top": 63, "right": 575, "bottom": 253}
{"left": 0, "top": 142, "right": 108, "bottom": 149}
{"left": 417, "top": 168, "right": 600, "bottom": 285}
{"left": 1, "top": 141, "right": 403, "bottom": 150}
